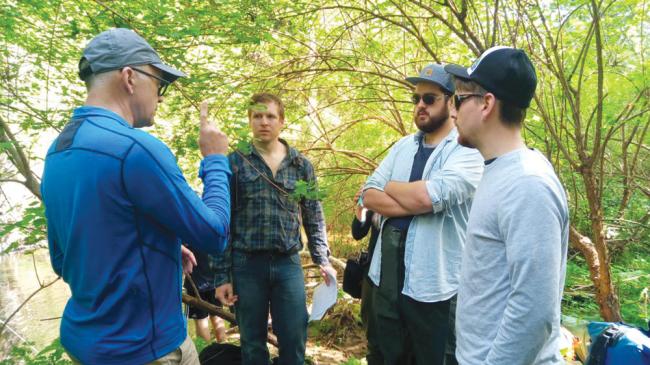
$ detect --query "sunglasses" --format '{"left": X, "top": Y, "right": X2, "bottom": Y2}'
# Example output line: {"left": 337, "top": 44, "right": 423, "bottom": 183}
{"left": 453, "top": 94, "right": 484, "bottom": 109}
{"left": 131, "top": 67, "right": 171, "bottom": 97}
{"left": 411, "top": 93, "right": 444, "bottom": 105}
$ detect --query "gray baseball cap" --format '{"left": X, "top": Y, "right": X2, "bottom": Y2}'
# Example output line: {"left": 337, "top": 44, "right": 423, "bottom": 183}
{"left": 78, "top": 28, "right": 186, "bottom": 83}
{"left": 405, "top": 64, "right": 455, "bottom": 94}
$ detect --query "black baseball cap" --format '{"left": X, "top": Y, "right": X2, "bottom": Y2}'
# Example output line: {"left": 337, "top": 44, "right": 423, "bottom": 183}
{"left": 444, "top": 46, "right": 537, "bottom": 108}
{"left": 78, "top": 28, "right": 186, "bottom": 83}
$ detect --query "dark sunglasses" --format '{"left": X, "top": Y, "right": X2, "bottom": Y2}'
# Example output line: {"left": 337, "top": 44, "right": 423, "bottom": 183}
{"left": 131, "top": 67, "right": 171, "bottom": 97}
{"left": 453, "top": 94, "right": 484, "bottom": 109}
{"left": 411, "top": 93, "right": 444, "bottom": 105}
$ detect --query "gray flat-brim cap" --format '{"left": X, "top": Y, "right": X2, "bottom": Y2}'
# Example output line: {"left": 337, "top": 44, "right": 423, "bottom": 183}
{"left": 79, "top": 28, "right": 186, "bottom": 83}
{"left": 405, "top": 63, "right": 455, "bottom": 94}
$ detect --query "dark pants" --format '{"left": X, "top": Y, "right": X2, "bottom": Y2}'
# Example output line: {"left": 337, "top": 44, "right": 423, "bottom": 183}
{"left": 372, "top": 226, "right": 458, "bottom": 365}
{"left": 232, "top": 250, "right": 308, "bottom": 365}
{"left": 362, "top": 268, "right": 385, "bottom": 365}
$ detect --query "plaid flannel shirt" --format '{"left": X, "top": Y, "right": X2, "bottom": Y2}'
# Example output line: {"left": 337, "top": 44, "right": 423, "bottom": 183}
{"left": 210, "top": 140, "right": 330, "bottom": 287}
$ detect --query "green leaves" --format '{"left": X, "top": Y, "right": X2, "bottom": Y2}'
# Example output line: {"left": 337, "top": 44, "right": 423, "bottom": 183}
{"left": 0, "top": 141, "right": 16, "bottom": 152}
{"left": 0, "top": 338, "right": 72, "bottom": 365}
{"left": 1, "top": 202, "right": 47, "bottom": 253}
{"left": 249, "top": 103, "right": 268, "bottom": 113}
{"left": 0, "top": 0, "right": 648, "bottom": 328}
{"left": 235, "top": 139, "right": 252, "bottom": 155}
{"left": 290, "top": 180, "right": 328, "bottom": 202}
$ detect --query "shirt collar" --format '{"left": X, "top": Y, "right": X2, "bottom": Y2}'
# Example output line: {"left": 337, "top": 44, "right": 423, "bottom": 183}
{"left": 246, "top": 139, "right": 296, "bottom": 156}
{"left": 72, "top": 106, "right": 131, "bottom": 128}
{"left": 245, "top": 139, "right": 303, "bottom": 166}
{"left": 412, "top": 127, "right": 458, "bottom": 144}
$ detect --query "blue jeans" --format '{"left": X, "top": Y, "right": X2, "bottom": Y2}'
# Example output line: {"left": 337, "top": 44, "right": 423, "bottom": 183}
{"left": 232, "top": 250, "right": 308, "bottom": 365}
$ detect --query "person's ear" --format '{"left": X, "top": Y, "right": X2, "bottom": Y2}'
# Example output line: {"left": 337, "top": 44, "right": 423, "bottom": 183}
{"left": 447, "top": 96, "right": 457, "bottom": 120}
{"left": 120, "top": 67, "right": 136, "bottom": 95}
{"left": 482, "top": 93, "right": 497, "bottom": 120}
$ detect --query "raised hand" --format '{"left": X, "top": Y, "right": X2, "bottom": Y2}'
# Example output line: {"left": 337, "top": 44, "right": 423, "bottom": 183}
{"left": 198, "top": 101, "right": 229, "bottom": 157}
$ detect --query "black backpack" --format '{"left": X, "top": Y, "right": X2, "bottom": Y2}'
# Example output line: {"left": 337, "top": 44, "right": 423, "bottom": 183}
{"left": 343, "top": 251, "right": 370, "bottom": 299}
{"left": 199, "top": 343, "right": 242, "bottom": 365}
{"left": 199, "top": 343, "right": 281, "bottom": 365}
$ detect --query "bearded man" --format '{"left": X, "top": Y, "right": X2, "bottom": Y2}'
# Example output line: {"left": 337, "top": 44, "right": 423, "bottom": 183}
{"left": 360, "top": 64, "right": 483, "bottom": 365}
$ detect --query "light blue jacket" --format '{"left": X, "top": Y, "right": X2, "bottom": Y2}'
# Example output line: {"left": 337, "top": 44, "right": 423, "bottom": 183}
{"left": 364, "top": 128, "right": 483, "bottom": 302}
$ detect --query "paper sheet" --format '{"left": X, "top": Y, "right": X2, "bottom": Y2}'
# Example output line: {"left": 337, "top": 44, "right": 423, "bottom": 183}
{"left": 308, "top": 272, "right": 338, "bottom": 321}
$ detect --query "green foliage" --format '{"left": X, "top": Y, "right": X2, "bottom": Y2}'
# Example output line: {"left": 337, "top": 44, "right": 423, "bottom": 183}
{"left": 291, "top": 180, "right": 328, "bottom": 202}
{"left": 563, "top": 252, "right": 650, "bottom": 327}
{"left": 192, "top": 336, "right": 210, "bottom": 354}
{"left": 307, "top": 297, "right": 362, "bottom": 348}
{"left": 340, "top": 358, "right": 364, "bottom": 365}
{"left": 612, "top": 251, "right": 650, "bottom": 326}
{"left": 1, "top": 202, "right": 47, "bottom": 253}
{"left": 1, "top": 0, "right": 649, "bottom": 355}
{"left": 1, "top": 338, "right": 72, "bottom": 365}
{"left": 235, "top": 140, "right": 253, "bottom": 155}
{"left": 308, "top": 317, "right": 335, "bottom": 338}
{"left": 0, "top": 141, "right": 16, "bottom": 151}
{"left": 249, "top": 103, "right": 268, "bottom": 113}
{"left": 562, "top": 258, "right": 602, "bottom": 322}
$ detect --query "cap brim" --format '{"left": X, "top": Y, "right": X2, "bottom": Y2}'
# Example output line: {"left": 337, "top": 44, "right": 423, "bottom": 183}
{"left": 405, "top": 76, "right": 434, "bottom": 85}
{"left": 152, "top": 62, "right": 187, "bottom": 83}
{"left": 404, "top": 77, "right": 452, "bottom": 94}
{"left": 444, "top": 64, "right": 470, "bottom": 80}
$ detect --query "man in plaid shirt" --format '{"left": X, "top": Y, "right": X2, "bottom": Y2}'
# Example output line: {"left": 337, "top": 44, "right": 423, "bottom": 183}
{"left": 211, "top": 93, "right": 336, "bottom": 365}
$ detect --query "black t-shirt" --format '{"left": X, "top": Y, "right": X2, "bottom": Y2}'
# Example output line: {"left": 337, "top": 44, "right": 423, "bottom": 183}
{"left": 386, "top": 138, "right": 436, "bottom": 231}
{"left": 183, "top": 246, "right": 215, "bottom": 293}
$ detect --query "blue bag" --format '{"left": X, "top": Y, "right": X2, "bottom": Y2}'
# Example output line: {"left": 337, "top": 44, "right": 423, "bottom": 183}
{"left": 586, "top": 322, "right": 650, "bottom": 365}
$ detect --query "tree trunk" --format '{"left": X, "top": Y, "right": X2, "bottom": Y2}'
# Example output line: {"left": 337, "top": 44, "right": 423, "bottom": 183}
{"left": 0, "top": 115, "right": 41, "bottom": 200}
{"left": 576, "top": 170, "right": 622, "bottom": 321}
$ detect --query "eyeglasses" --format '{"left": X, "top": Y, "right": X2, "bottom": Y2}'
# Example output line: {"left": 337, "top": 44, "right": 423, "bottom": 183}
{"left": 411, "top": 93, "right": 444, "bottom": 105}
{"left": 453, "top": 94, "right": 484, "bottom": 109}
{"left": 131, "top": 67, "right": 170, "bottom": 97}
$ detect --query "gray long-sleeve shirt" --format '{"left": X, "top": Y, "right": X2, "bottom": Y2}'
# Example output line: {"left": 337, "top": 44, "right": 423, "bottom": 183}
{"left": 456, "top": 148, "right": 569, "bottom": 365}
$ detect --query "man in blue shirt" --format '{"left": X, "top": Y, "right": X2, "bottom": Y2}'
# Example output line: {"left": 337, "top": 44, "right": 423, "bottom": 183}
{"left": 41, "top": 28, "right": 231, "bottom": 364}
{"left": 361, "top": 64, "right": 483, "bottom": 365}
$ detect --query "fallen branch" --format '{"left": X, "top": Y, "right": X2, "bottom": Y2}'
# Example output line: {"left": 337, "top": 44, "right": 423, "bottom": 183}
{"left": 181, "top": 293, "right": 279, "bottom": 347}
{"left": 300, "top": 251, "right": 346, "bottom": 273}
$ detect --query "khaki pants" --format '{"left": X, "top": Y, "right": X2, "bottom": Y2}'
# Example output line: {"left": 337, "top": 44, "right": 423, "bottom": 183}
{"left": 148, "top": 335, "right": 199, "bottom": 365}
{"left": 68, "top": 335, "right": 199, "bottom": 365}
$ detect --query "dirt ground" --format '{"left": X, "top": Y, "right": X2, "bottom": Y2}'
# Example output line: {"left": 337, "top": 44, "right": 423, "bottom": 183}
{"left": 216, "top": 300, "right": 368, "bottom": 364}
{"left": 303, "top": 266, "right": 368, "bottom": 364}
{"left": 194, "top": 264, "right": 369, "bottom": 364}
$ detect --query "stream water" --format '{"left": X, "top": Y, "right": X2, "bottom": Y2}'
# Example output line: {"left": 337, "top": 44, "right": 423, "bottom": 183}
{"left": 0, "top": 249, "right": 69, "bottom": 355}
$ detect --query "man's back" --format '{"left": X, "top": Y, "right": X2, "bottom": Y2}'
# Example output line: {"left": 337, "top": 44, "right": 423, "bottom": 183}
{"left": 42, "top": 106, "right": 231, "bottom": 364}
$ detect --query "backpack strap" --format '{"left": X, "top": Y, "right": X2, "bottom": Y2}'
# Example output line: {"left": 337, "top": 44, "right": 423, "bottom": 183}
{"left": 586, "top": 325, "right": 624, "bottom": 365}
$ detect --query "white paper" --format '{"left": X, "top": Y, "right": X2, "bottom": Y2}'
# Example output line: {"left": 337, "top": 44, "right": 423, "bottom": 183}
{"left": 308, "top": 272, "right": 338, "bottom": 321}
